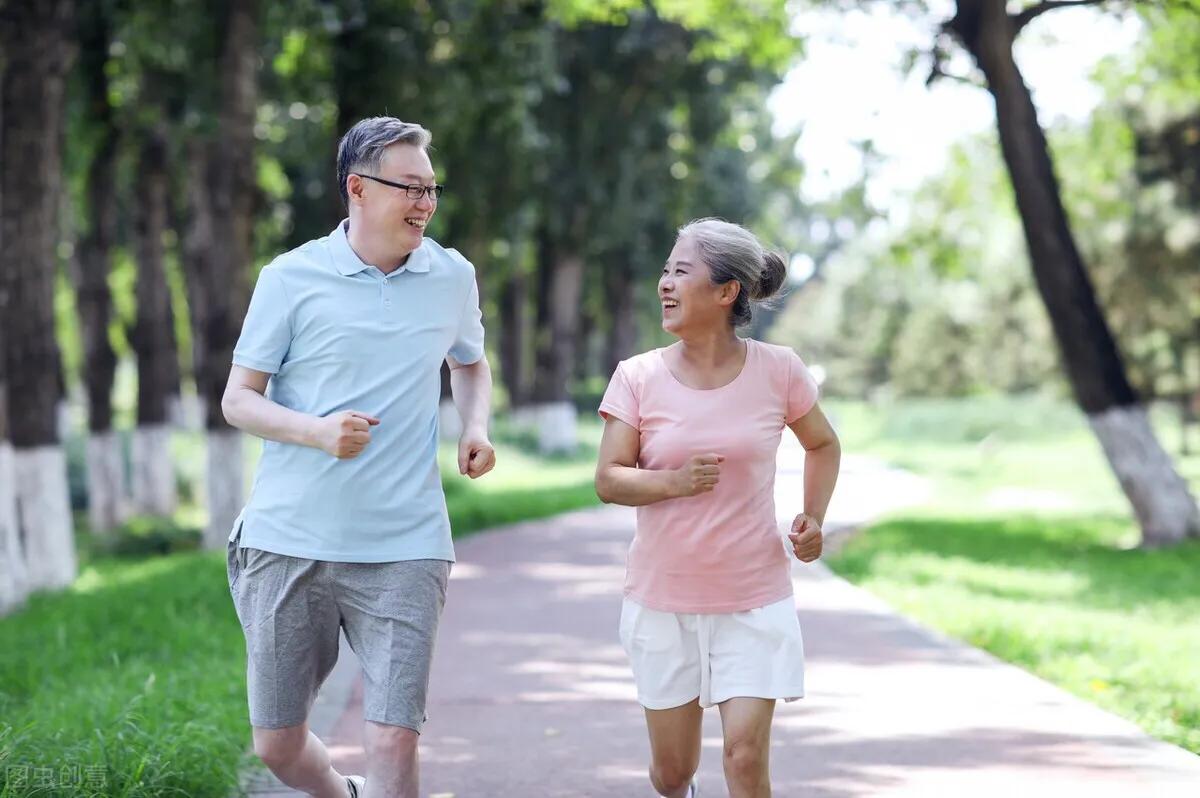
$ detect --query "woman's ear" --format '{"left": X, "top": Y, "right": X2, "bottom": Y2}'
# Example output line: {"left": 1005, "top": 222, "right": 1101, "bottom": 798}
{"left": 718, "top": 280, "right": 741, "bottom": 308}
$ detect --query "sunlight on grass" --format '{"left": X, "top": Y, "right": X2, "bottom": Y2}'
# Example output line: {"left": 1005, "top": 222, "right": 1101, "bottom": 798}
{"left": 825, "top": 397, "right": 1200, "bottom": 754}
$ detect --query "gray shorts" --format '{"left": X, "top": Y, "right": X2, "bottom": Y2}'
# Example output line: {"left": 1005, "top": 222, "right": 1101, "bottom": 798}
{"left": 227, "top": 526, "right": 450, "bottom": 732}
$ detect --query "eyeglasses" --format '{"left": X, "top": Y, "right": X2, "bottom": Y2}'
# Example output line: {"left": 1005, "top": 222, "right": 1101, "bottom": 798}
{"left": 354, "top": 173, "right": 444, "bottom": 201}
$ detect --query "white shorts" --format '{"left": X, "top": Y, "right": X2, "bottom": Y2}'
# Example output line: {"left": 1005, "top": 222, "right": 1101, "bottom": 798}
{"left": 619, "top": 596, "right": 805, "bottom": 710}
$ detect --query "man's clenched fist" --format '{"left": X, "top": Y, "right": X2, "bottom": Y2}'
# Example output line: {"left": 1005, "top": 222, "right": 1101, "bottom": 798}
{"left": 315, "top": 410, "right": 380, "bottom": 459}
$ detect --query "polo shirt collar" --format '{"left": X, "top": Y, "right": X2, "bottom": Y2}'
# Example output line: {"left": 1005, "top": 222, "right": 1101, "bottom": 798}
{"left": 330, "top": 219, "right": 431, "bottom": 276}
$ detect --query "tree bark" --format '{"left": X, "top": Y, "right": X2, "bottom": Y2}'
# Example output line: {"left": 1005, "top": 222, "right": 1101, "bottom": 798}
{"left": 604, "top": 258, "right": 638, "bottom": 377}
{"left": 499, "top": 260, "right": 531, "bottom": 408}
{"left": 180, "top": 0, "right": 258, "bottom": 548}
{"left": 0, "top": 0, "right": 78, "bottom": 590}
{"left": 949, "top": 0, "right": 1200, "bottom": 544}
{"left": 130, "top": 119, "right": 179, "bottom": 516}
{"left": 0, "top": 50, "right": 23, "bottom": 612}
{"left": 74, "top": 0, "right": 125, "bottom": 533}
{"left": 530, "top": 228, "right": 583, "bottom": 453}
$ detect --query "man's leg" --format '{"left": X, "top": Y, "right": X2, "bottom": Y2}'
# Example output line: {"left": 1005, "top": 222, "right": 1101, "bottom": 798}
{"left": 362, "top": 720, "right": 419, "bottom": 798}
{"left": 717, "top": 697, "right": 775, "bottom": 798}
{"left": 645, "top": 699, "right": 704, "bottom": 798}
{"left": 335, "top": 558, "right": 450, "bottom": 798}
{"left": 228, "top": 542, "right": 344, "bottom": 796}
{"left": 252, "top": 723, "right": 350, "bottom": 798}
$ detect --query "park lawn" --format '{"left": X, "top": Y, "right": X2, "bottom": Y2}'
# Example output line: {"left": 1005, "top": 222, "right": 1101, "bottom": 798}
{"left": 0, "top": 429, "right": 603, "bottom": 798}
{"left": 824, "top": 397, "right": 1200, "bottom": 755}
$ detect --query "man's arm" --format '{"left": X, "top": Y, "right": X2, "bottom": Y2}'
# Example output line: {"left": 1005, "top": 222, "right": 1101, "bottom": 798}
{"left": 221, "top": 365, "right": 379, "bottom": 459}
{"left": 446, "top": 354, "right": 495, "bottom": 478}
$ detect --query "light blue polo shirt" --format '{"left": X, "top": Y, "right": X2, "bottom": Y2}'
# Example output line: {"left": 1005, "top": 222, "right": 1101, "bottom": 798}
{"left": 231, "top": 220, "right": 484, "bottom": 563}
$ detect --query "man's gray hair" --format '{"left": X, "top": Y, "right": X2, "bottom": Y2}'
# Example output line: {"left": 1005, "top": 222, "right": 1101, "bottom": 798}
{"left": 336, "top": 117, "right": 432, "bottom": 208}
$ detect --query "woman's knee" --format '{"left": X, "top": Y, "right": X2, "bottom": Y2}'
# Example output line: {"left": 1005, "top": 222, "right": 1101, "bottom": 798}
{"left": 252, "top": 725, "right": 308, "bottom": 770}
{"left": 650, "top": 759, "right": 696, "bottom": 795}
{"left": 723, "top": 737, "right": 768, "bottom": 783}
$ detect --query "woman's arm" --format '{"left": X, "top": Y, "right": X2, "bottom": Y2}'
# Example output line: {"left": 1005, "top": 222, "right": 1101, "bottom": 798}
{"left": 594, "top": 416, "right": 722, "bottom": 506}
{"left": 786, "top": 402, "right": 841, "bottom": 561}
{"left": 787, "top": 402, "right": 841, "bottom": 526}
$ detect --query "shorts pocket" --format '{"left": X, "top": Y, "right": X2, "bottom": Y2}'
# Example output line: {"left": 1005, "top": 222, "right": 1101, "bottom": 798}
{"left": 620, "top": 599, "right": 683, "bottom": 655}
{"left": 226, "top": 519, "right": 244, "bottom": 590}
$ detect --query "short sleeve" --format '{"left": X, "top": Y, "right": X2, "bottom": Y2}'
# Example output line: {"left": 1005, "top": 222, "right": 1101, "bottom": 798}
{"left": 232, "top": 267, "right": 292, "bottom": 374}
{"left": 785, "top": 350, "right": 819, "bottom": 424}
{"left": 448, "top": 273, "right": 485, "bottom": 365}
{"left": 598, "top": 362, "right": 640, "bottom": 430}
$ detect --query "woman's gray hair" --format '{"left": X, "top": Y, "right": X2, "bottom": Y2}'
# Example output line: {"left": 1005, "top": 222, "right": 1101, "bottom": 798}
{"left": 676, "top": 218, "right": 788, "bottom": 328}
{"left": 336, "top": 117, "right": 432, "bottom": 208}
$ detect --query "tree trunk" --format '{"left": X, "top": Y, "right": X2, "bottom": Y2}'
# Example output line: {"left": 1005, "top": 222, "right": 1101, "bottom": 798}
{"left": 130, "top": 120, "right": 179, "bottom": 516}
{"left": 0, "top": 34, "right": 19, "bottom": 616}
{"left": 180, "top": 0, "right": 258, "bottom": 548}
{"left": 0, "top": 0, "right": 78, "bottom": 591}
{"left": 0, "top": 317, "right": 24, "bottom": 615}
{"left": 499, "top": 259, "right": 531, "bottom": 408}
{"left": 74, "top": 0, "right": 125, "bottom": 533}
{"left": 604, "top": 258, "right": 638, "bottom": 376}
{"left": 530, "top": 229, "right": 583, "bottom": 453}
{"left": 951, "top": 0, "right": 1200, "bottom": 545}
{"left": 0, "top": 434, "right": 23, "bottom": 614}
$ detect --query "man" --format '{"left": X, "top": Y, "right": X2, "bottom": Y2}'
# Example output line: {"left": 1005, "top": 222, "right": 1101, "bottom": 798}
{"left": 222, "top": 117, "right": 495, "bottom": 798}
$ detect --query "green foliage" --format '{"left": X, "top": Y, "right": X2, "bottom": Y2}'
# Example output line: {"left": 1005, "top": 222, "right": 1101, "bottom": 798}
{"left": 91, "top": 517, "right": 203, "bottom": 559}
{"left": 773, "top": 134, "right": 1060, "bottom": 398}
{"left": 547, "top": 0, "right": 799, "bottom": 71}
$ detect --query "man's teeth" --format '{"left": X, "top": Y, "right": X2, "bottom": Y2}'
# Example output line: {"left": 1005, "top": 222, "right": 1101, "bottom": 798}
{"left": 662, "top": 300, "right": 678, "bottom": 308}
{"left": 406, "top": 218, "right": 426, "bottom": 229}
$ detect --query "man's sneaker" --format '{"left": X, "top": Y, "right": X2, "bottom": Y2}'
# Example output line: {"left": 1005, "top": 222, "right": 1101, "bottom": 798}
{"left": 346, "top": 775, "right": 366, "bottom": 798}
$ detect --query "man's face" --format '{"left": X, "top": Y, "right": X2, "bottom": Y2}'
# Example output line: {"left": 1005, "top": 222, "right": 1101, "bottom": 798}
{"left": 353, "top": 143, "right": 438, "bottom": 255}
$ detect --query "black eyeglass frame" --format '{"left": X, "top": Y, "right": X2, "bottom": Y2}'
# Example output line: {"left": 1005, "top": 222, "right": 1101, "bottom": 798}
{"left": 353, "top": 173, "right": 444, "bottom": 201}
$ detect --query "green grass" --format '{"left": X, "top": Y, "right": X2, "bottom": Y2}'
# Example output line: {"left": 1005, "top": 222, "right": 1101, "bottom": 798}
{"left": 0, "top": 554, "right": 250, "bottom": 797}
{"left": 1, "top": 422, "right": 604, "bottom": 797}
{"left": 824, "top": 396, "right": 1200, "bottom": 754}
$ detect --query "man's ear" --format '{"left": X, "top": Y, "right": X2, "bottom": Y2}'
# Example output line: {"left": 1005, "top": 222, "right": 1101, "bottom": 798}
{"left": 346, "top": 173, "right": 365, "bottom": 206}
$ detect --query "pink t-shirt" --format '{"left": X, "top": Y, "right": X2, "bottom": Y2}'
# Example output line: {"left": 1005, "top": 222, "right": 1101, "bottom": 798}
{"left": 599, "top": 338, "right": 819, "bottom": 614}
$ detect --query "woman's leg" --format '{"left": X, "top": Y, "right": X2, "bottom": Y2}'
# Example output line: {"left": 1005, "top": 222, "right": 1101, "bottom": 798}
{"left": 645, "top": 699, "right": 704, "bottom": 797}
{"left": 717, "top": 697, "right": 775, "bottom": 798}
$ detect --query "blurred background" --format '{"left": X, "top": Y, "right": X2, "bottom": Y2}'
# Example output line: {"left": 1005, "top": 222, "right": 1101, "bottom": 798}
{"left": 1, "top": 0, "right": 1198, "bottom": 795}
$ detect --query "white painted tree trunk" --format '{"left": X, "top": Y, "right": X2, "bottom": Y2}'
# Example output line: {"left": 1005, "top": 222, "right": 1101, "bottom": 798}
{"left": 204, "top": 429, "right": 244, "bottom": 549}
{"left": 0, "top": 441, "right": 27, "bottom": 615}
{"left": 529, "top": 401, "right": 578, "bottom": 455}
{"left": 438, "top": 397, "right": 462, "bottom": 442}
{"left": 85, "top": 430, "right": 128, "bottom": 534}
{"left": 14, "top": 445, "right": 76, "bottom": 591}
{"left": 131, "top": 423, "right": 177, "bottom": 517}
{"left": 1088, "top": 404, "right": 1200, "bottom": 546}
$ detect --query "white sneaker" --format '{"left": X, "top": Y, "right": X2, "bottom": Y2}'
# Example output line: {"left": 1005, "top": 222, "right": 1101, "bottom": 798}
{"left": 346, "top": 775, "right": 366, "bottom": 798}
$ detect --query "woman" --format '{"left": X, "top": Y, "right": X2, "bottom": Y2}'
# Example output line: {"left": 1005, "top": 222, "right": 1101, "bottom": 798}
{"left": 595, "top": 218, "right": 841, "bottom": 798}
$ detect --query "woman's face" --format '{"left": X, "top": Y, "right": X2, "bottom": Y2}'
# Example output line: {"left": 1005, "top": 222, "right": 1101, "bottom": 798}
{"left": 659, "top": 235, "right": 736, "bottom": 335}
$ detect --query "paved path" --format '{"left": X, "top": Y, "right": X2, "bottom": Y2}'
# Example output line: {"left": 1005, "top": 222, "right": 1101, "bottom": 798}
{"left": 244, "top": 441, "right": 1200, "bottom": 796}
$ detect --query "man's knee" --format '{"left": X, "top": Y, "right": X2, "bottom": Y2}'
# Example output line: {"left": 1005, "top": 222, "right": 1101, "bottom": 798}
{"left": 252, "top": 725, "right": 308, "bottom": 771}
{"left": 366, "top": 721, "right": 419, "bottom": 760}
{"left": 723, "top": 736, "right": 767, "bottom": 784}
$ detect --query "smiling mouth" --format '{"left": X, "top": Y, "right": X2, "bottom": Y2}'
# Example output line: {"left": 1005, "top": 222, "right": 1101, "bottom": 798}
{"left": 405, "top": 217, "right": 427, "bottom": 230}
{"left": 661, "top": 299, "right": 678, "bottom": 310}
